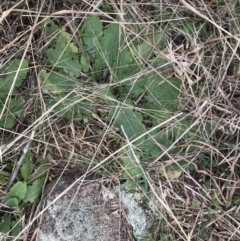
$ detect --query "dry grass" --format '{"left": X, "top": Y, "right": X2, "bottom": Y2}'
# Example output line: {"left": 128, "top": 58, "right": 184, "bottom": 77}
{"left": 1, "top": 0, "right": 240, "bottom": 240}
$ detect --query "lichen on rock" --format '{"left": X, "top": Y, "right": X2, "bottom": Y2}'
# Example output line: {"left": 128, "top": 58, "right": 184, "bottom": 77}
{"left": 37, "top": 176, "right": 155, "bottom": 241}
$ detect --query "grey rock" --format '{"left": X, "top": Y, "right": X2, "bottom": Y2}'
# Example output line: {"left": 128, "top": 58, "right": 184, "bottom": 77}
{"left": 36, "top": 176, "right": 154, "bottom": 241}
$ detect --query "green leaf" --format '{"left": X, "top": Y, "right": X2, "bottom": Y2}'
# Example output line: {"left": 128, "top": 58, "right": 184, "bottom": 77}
{"left": 121, "top": 148, "right": 145, "bottom": 190}
{"left": 46, "top": 30, "right": 82, "bottom": 77}
{"left": 82, "top": 17, "right": 138, "bottom": 81}
{"left": 82, "top": 15, "right": 103, "bottom": 51}
{"left": 141, "top": 136, "right": 163, "bottom": 158}
{"left": 4, "top": 181, "right": 27, "bottom": 202}
{"left": 135, "top": 30, "right": 168, "bottom": 59}
{"left": 4, "top": 198, "right": 19, "bottom": 208}
{"left": 93, "top": 23, "right": 120, "bottom": 71}
{"left": 233, "top": 198, "right": 240, "bottom": 206}
{"left": 122, "top": 156, "right": 142, "bottom": 179}
{"left": 44, "top": 20, "right": 60, "bottom": 43}
{"left": 138, "top": 40, "right": 154, "bottom": 59}
{"left": 150, "top": 56, "right": 172, "bottom": 74}
{"left": 0, "top": 59, "right": 29, "bottom": 99}
{"left": 169, "top": 160, "right": 195, "bottom": 172}
{"left": 145, "top": 76, "right": 180, "bottom": 111}
{"left": 10, "top": 219, "right": 22, "bottom": 238}
{"left": 80, "top": 55, "right": 90, "bottom": 72}
{"left": 109, "top": 101, "right": 146, "bottom": 144}
{"left": 151, "top": 31, "right": 168, "bottom": 50}
{"left": 0, "top": 213, "right": 12, "bottom": 234}
{"left": 163, "top": 117, "right": 209, "bottom": 143}
{"left": 45, "top": 94, "right": 97, "bottom": 121}
{"left": 0, "top": 170, "right": 10, "bottom": 186}
{"left": 28, "top": 164, "right": 48, "bottom": 183}
{"left": 20, "top": 152, "right": 34, "bottom": 182}
{"left": 113, "top": 48, "right": 139, "bottom": 82}
{"left": 182, "top": 20, "right": 209, "bottom": 38}
{"left": 124, "top": 179, "right": 144, "bottom": 190}
{"left": 0, "top": 98, "right": 23, "bottom": 129}
{"left": 121, "top": 77, "right": 146, "bottom": 99}
{"left": 23, "top": 178, "right": 45, "bottom": 203}
{"left": 28, "top": 156, "right": 52, "bottom": 183}
{"left": 182, "top": 20, "right": 196, "bottom": 36}
{"left": 40, "top": 69, "right": 75, "bottom": 94}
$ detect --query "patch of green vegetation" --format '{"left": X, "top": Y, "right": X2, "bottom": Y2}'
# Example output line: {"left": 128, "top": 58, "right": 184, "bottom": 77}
{"left": 0, "top": 152, "right": 48, "bottom": 239}
{"left": 46, "top": 28, "right": 82, "bottom": 77}
{"left": 4, "top": 178, "right": 45, "bottom": 206}
{"left": 2, "top": 2, "right": 240, "bottom": 239}
{"left": 40, "top": 15, "right": 214, "bottom": 191}
{"left": 0, "top": 213, "right": 22, "bottom": 241}
{"left": 0, "top": 59, "right": 29, "bottom": 129}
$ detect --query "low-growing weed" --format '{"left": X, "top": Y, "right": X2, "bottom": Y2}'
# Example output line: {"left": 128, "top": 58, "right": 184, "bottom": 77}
{"left": 1, "top": 0, "right": 240, "bottom": 240}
